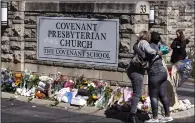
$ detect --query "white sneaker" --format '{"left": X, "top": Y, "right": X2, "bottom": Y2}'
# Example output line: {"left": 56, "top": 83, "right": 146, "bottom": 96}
{"left": 145, "top": 119, "right": 159, "bottom": 123}
{"left": 159, "top": 116, "right": 173, "bottom": 122}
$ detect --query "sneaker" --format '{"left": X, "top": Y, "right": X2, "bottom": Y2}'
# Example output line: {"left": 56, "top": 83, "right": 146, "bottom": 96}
{"left": 159, "top": 117, "right": 173, "bottom": 122}
{"left": 145, "top": 119, "right": 159, "bottom": 123}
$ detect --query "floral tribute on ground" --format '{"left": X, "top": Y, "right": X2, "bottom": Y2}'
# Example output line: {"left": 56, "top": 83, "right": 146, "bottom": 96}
{"left": 1, "top": 59, "right": 194, "bottom": 114}
{"left": 1, "top": 68, "right": 153, "bottom": 113}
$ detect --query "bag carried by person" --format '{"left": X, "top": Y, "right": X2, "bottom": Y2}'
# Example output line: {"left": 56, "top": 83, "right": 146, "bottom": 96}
{"left": 130, "top": 42, "right": 149, "bottom": 69}
{"left": 160, "top": 45, "right": 169, "bottom": 55}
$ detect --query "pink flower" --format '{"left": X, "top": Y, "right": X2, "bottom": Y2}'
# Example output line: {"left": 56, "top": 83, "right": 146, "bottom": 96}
{"left": 93, "top": 80, "right": 99, "bottom": 87}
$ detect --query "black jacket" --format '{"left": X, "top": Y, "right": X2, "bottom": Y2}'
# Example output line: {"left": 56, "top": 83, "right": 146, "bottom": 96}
{"left": 170, "top": 38, "right": 189, "bottom": 64}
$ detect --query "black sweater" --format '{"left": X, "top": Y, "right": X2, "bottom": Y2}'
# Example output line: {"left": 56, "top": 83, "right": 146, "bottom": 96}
{"left": 170, "top": 39, "right": 189, "bottom": 64}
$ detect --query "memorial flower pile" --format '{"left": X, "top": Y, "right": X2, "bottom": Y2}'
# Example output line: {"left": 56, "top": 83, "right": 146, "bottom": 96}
{"left": 1, "top": 67, "right": 193, "bottom": 113}
{"left": 0, "top": 68, "right": 152, "bottom": 111}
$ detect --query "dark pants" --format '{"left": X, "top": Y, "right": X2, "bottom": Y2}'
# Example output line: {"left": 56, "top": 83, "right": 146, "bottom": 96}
{"left": 127, "top": 63, "right": 145, "bottom": 114}
{"left": 148, "top": 65, "right": 170, "bottom": 118}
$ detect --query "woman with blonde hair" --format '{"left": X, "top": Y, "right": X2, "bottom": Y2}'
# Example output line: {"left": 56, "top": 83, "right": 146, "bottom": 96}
{"left": 170, "top": 29, "right": 190, "bottom": 64}
{"left": 127, "top": 31, "right": 162, "bottom": 123}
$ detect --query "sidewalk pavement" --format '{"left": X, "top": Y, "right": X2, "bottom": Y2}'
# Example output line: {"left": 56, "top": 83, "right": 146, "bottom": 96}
{"left": 1, "top": 92, "right": 194, "bottom": 119}
{"left": 187, "top": 78, "right": 195, "bottom": 84}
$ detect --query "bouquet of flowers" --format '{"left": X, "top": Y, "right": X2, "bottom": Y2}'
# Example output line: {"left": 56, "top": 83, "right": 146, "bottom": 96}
{"left": 140, "top": 95, "right": 152, "bottom": 113}
{"left": 86, "top": 80, "right": 106, "bottom": 106}
{"left": 93, "top": 80, "right": 105, "bottom": 99}
{"left": 86, "top": 81, "right": 96, "bottom": 106}
{"left": 1, "top": 68, "right": 15, "bottom": 92}
{"left": 94, "top": 85, "right": 113, "bottom": 109}
{"left": 74, "top": 75, "right": 85, "bottom": 89}
{"left": 52, "top": 72, "right": 66, "bottom": 93}
{"left": 64, "top": 79, "right": 75, "bottom": 90}
{"left": 25, "top": 74, "right": 39, "bottom": 97}
{"left": 14, "top": 73, "right": 23, "bottom": 87}
{"left": 38, "top": 75, "right": 53, "bottom": 97}
{"left": 174, "top": 59, "right": 192, "bottom": 87}
{"left": 20, "top": 69, "right": 33, "bottom": 96}
{"left": 13, "top": 72, "right": 23, "bottom": 95}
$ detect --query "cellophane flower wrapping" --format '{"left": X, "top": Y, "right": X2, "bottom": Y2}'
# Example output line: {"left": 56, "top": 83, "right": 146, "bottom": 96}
{"left": 139, "top": 96, "right": 152, "bottom": 113}
{"left": 20, "top": 70, "right": 32, "bottom": 96}
{"left": 52, "top": 72, "right": 66, "bottom": 93}
{"left": 174, "top": 59, "right": 192, "bottom": 87}
{"left": 95, "top": 85, "right": 112, "bottom": 109}
{"left": 38, "top": 75, "right": 54, "bottom": 97}
{"left": 1, "top": 68, "right": 15, "bottom": 92}
{"left": 123, "top": 87, "right": 133, "bottom": 103}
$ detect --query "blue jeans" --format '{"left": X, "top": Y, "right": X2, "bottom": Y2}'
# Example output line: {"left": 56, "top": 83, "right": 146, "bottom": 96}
{"left": 127, "top": 63, "right": 145, "bottom": 114}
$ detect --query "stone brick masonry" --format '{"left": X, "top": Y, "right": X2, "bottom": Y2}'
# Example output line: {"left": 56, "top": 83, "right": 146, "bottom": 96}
{"left": 149, "top": 1, "right": 195, "bottom": 62}
{"left": 1, "top": 1, "right": 194, "bottom": 84}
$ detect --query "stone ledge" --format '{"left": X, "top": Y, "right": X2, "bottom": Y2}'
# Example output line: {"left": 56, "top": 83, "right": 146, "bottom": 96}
{"left": 25, "top": 2, "right": 60, "bottom": 12}
{"left": 119, "top": 53, "right": 133, "bottom": 58}
{"left": 13, "top": 20, "right": 24, "bottom": 24}
{"left": 25, "top": 1, "right": 136, "bottom": 14}
{"left": 24, "top": 12, "right": 40, "bottom": 16}
{"left": 23, "top": 60, "right": 126, "bottom": 72}
{"left": 24, "top": 25, "right": 36, "bottom": 29}
{"left": 24, "top": 38, "right": 37, "bottom": 42}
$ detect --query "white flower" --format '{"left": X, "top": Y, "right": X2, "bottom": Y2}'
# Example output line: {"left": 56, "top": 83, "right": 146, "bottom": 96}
{"left": 29, "top": 75, "right": 34, "bottom": 80}
{"left": 12, "top": 82, "right": 16, "bottom": 87}
{"left": 88, "top": 82, "right": 95, "bottom": 87}
{"left": 39, "top": 76, "right": 53, "bottom": 81}
{"left": 69, "top": 79, "right": 74, "bottom": 83}
{"left": 1, "top": 68, "right": 6, "bottom": 71}
{"left": 15, "top": 88, "right": 22, "bottom": 95}
{"left": 137, "top": 103, "right": 143, "bottom": 110}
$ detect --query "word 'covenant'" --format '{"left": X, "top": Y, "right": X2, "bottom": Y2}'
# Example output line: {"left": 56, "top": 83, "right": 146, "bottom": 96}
{"left": 56, "top": 22, "right": 98, "bottom": 31}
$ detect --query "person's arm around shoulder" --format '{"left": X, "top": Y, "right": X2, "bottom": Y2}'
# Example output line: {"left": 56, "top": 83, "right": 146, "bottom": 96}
{"left": 133, "top": 42, "right": 147, "bottom": 59}
{"left": 139, "top": 40, "right": 163, "bottom": 56}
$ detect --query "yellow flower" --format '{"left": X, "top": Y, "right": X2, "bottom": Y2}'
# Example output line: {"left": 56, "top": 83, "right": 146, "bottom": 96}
{"left": 120, "top": 101, "right": 126, "bottom": 105}
{"left": 15, "top": 79, "right": 21, "bottom": 86}
{"left": 80, "top": 86, "right": 84, "bottom": 89}
{"left": 141, "top": 96, "right": 146, "bottom": 101}
{"left": 83, "top": 81, "right": 89, "bottom": 84}
{"left": 92, "top": 95, "right": 98, "bottom": 100}
{"left": 15, "top": 73, "right": 22, "bottom": 78}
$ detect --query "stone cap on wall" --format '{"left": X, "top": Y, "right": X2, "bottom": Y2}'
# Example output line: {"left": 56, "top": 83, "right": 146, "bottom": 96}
{"left": 25, "top": 1, "right": 150, "bottom": 14}
{"left": 25, "top": 1, "right": 135, "bottom": 13}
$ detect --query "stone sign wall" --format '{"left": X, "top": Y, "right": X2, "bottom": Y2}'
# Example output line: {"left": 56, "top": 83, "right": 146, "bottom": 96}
{"left": 1, "top": 1, "right": 149, "bottom": 86}
{"left": 1, "top": 1, "right": 194, "bottom": 85}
